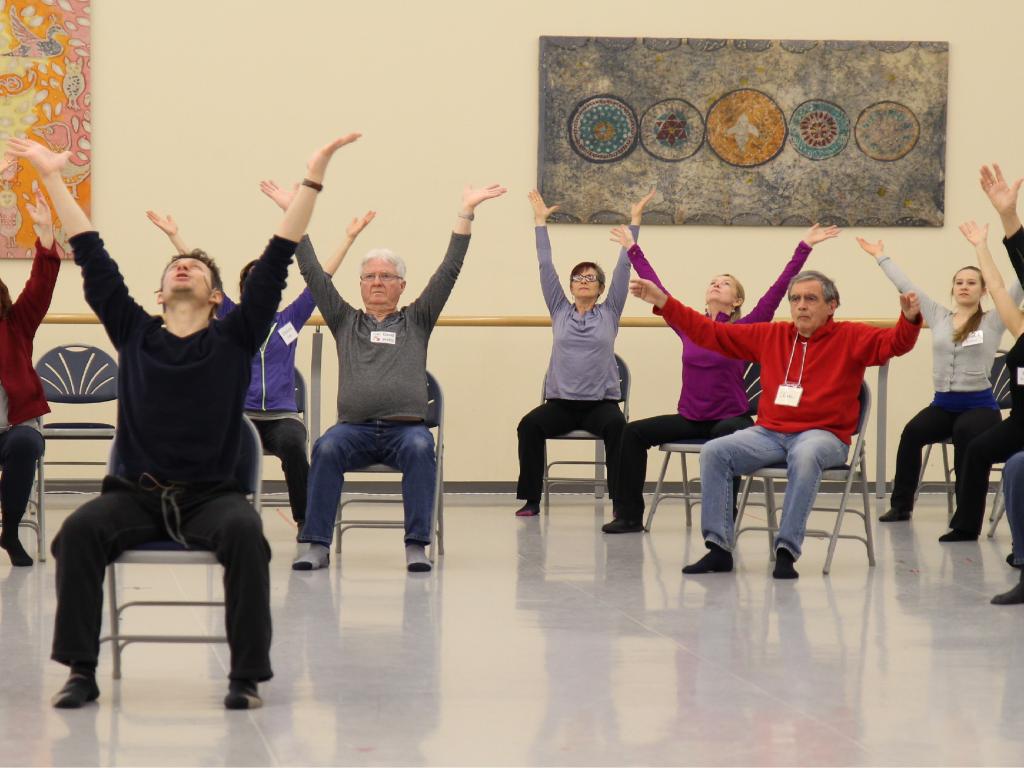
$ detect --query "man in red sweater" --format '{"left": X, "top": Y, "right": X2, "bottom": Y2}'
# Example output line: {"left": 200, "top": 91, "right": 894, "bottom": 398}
{"left": 630, "top": 269, "right": 921, "bottom": 578}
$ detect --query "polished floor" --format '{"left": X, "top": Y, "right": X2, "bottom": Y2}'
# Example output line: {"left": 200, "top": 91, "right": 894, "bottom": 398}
{"left": 2, "top": 491, "right": 1023, "bottom": 767}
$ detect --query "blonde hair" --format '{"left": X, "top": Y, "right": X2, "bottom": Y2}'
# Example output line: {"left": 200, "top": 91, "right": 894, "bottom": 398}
{"left": 717, "top": 273, "right": 746, "bottom": 322}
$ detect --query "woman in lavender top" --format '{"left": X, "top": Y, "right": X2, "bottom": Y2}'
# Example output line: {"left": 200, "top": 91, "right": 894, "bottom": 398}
{"left": 147, "top": 193, "right": 375, "bottom": 531}
{"left": 513, "top": 190, "right": 653, "bottom": 517}
{"left": 601, "top": 222, "right": 839, "bottom": 533}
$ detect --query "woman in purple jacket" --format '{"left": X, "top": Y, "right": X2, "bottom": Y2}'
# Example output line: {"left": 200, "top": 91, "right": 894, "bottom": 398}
{"left": 147, "top": 194, "right": 374, "bottom": 530}
{"left": 600, "top": 221, "right": 840, "bottom": 533}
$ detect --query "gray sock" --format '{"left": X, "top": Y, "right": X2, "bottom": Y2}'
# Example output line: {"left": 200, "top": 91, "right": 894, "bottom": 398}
{"left": 292, "top": 543, "right": 330, "bottom": 571}
{"left": 405, "top": 543, "right": 432, "bottom": 573}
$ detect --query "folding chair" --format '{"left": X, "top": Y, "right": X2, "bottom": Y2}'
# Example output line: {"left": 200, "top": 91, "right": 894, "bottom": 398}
{"left": 734, "top": 380, "right": 873, "bottom": 575}
{"left": 644, "top": 362, "right": 761, "bottom": 531}
{"left": 99, "top": 416, "right": 262, "bottom": 679}
{"left": 333, "top": 371, "right": 445, "bottom": 562}
{"left": 33, "top": 344, "right": 118, "bottom": 559}
{"left": 542, "top": 354, "right": 630, "bottom": 514}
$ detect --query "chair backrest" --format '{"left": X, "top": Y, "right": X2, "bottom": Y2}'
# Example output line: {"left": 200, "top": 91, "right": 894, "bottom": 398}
{"left": 992, "top": 352, "right": 1012, "bottom": 410}
{"left": 293, "top": 367, "right": 307, "bottom": 414}
{"left": 853, "top": 380, "right": 872, "bottom": 437}
{"left": 743, "top": 361, "right": 762, "bottom": 416}
{"left": 106, "top": 415, "right": 263, "bottom": 497}
{"left": 425, "top": 370, "right": 443, "bottom": 430}
{"left": 36, "top": 344, "right": 118, "bottom": 404}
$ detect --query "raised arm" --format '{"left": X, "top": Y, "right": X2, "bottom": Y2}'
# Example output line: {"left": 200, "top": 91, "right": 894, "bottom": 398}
{"left": 145, "top": 211, "right": 190, "bottom": 255}
{"left": 8, "top": 137, "right": 92, "bottom": 236}
{"left": 743, "top": 225, "right": 836, "bottom": 323}
{"left": 10, "top": 190, "right": 60, "bottom": 334}
{"left": 275, "top": 133, "right": 361, "bottom": 242}
{"left": 850, "top": 293, "right": 923, "bottom": 366}
{"left": 529, "top": 189, "right": 568, "bottom": 315}
{"left": 855, "top": 237, "right": 942, "bottom": 326}
{"left": 961, "top": 220, "right": 1024, "bottom": 337}
{"left": 980, "top": 164, "right": 1023, "bottom": 239}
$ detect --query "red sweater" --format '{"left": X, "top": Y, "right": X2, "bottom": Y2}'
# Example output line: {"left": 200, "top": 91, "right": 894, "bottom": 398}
{"left": 0, "top": 240, "right": 60, "bottom": 425}
{"left": 655, "top": 297, "right": 921, "bottom": 444}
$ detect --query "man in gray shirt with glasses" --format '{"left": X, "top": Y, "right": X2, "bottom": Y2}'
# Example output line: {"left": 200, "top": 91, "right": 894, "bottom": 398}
{"left": 292, "top": 183, "right": 506, "bottom": 572}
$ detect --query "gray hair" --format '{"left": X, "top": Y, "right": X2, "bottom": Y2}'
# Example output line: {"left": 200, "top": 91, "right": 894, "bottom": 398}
{"left": 787, "top": 270, "right": 840, "bottom": 307}
{"left": 361, "top": 248, "right": 406, "bottom": 279}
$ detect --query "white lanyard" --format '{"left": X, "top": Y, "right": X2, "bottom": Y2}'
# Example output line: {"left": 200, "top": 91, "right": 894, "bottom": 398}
{"left": 784, "top": 333, "right": 808, "bottom": 386}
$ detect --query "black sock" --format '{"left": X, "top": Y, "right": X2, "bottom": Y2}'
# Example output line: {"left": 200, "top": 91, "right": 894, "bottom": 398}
{"left": 939, "top": 529, "right": 978, "bottom": 542}
{"left": 992, "top": 570, "right": 1024, "bottom": 605}
{"left": 224, "top": 679, "right": 262, "bottom": 710}
{"left": 1, "top": 535, "right": 33, "bottom": 567}
{"left": 773, "top": 548, "right": 799, "bottom": 579}
{"left": 682, "top": 542, "right": 733, "bottom": 574}
{"left": 52, "top": 666, "right": 99, "bottom": 709}
{"left": 1008, "top": 552, "right": 1022, "bottom": 569}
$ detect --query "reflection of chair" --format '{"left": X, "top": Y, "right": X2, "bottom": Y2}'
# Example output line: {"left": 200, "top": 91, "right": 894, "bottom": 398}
{"left": 333, "top": 372, "right": 445, "bottom": 562}
{"left": 33, "top": 344, "right": 118, "bottom": 558}
{"left": 99, "top": 416, "right": 262, "bottom": 680}
{"left": 919, "top": 353, "right": 1010, "bottom": 521}
{"left": 542, "top": 354, "right": 630, "bottom": 514}
{"left": 735, "top": 381, "right": 873, "bottom": 575}
{"left": 645, "top": 362, "right": 761, "bottom": 532}
{"left": 258, "top": 367, "right": 308, "bottom": 509}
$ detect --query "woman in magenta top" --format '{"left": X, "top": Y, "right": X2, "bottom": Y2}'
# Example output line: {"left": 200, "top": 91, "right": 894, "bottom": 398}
{"left": 601, "top": 222, "right": 840, "bottom": 533}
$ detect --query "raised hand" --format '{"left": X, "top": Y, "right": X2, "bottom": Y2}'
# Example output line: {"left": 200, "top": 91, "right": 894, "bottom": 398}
{"left": 346, "top": 210, "right": 376, "bottom": 239}
{"left": 305, "top": 133, "right": 361, "bottom": 182}
{"left": 630, "top": 187, "right": 657, "bottom": 224}
{"left": 609, "top": 225, "right": 635, "bottom": 249}
{"left": 803, "top": 223, "right": 841, "bottom": 246}
{"left": 900, "top": 291, "right": 921, "bottom": 321}
{"left": 855, "top": 236, "right": 885, "bottom": 259}
{"left": 629, "top": 277, "right": 668, "bottom": 308}
{"left": 980, "top": 164, "right": 1023, "bottom": 215}
{"left": 959, "top": 220, "right": 989, "bottom": 246}
{"left": 527, "top": 189, "right": 560, "bottom": 224}
{"left": 146, "top": 210, "right": 177, "bottom": 236}
{"left": 6, "top": 137, "right": 69, "bottom": 177}
{"left": 24, "top": 189, "right": 53, "bottom": 247}
{"left": 259, "top": 180, "right": 297, "bottom": 212}
{"left": 463, "top": 183, "right": 507, "bottom": 212}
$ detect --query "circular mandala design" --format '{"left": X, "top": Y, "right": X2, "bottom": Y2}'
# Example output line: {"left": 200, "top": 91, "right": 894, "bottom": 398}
{"left": 788, "top": 100, "right": 850, "bottom": 160}
{"left": 568, "top": 95, "right": 639, "bottom": 163}
{"left": 639, "top": 99, "right": 705, "bottom": 161}
{"left": 706, "top": 89, "right": 787, "bottom": 167}
{"left": 854, "top": 101, "right": 920, "bottom": 161}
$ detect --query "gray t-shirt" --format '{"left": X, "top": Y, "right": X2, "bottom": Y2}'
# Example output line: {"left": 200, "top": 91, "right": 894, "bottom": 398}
{"left": 877, "top": 256, "right": 1024, "bottom": 391}
{"left": 297, "top": 233, "right": 469, "bottom": 423}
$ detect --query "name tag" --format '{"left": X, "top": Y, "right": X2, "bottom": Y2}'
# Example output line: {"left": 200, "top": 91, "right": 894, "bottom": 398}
{"left": 1018, "top": 367, "right": 1024, "bottom": 387}
{"left": 962, "top": 330, "right": 984, "bottom": 347}
{"left": 371, "top": 331, "right": 397, "bottom": 345}
{"left": 774, "top": 384, "right": 803, "bottom": 407}
{"left": 277, "top": 322, "right": 298, "bottom": 345}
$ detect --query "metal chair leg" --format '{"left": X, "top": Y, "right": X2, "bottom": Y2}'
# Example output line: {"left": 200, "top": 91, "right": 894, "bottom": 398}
{"left": 646, "top": 451, "right": 672, "bottom": 532}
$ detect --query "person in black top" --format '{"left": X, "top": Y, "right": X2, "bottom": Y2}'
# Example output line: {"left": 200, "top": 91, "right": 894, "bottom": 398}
{"left": 8, "top": 131, "right": 360, "bottom": 709}
{"left": 941, "top": 166, "right": 1024, "bottom": 549}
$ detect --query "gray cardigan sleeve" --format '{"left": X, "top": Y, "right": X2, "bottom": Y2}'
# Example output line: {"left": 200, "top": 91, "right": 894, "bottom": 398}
{"left": 876, "top": 256, "right": 944, "bottom": 328}
{"left": 295, "top": 236, "right": 354, "bottom": 332}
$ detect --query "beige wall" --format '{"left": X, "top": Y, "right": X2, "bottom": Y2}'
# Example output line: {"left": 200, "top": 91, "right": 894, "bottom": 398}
{"left": 9, "top": 0, "right": 1024, "bottom": 483}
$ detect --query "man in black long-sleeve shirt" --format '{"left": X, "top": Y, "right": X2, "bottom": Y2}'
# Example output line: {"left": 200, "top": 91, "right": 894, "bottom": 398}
{"left": 9, "top": 132, "right": 360, "bottom": 710}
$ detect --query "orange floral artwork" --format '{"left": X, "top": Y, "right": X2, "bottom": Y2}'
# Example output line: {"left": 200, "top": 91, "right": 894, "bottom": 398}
{"left": 0, "top": 0, "right": 90, "bottom": 259}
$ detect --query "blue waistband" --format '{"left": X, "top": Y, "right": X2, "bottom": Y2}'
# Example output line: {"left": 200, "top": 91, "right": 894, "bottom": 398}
{"left": 930, "top": 389, "right": 999, "bottom": 413}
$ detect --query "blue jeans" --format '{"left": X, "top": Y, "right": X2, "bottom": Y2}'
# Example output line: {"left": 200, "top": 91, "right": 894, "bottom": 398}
{"left": 699, "top": 426, "right": 849, "bottom": 558}
{"left": 301, "top": 421, "right": 436, "bottom": 547}
{"left": 1002, "top": 450, "right": 1024, "bottom": 566}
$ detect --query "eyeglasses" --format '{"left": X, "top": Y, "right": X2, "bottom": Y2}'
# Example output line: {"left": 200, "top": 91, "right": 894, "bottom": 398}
{"left": 571, "top": 274, "right": 599, "bottom": 284}
{"left": 360, "top": 273, "right": 401, "bottom": 283}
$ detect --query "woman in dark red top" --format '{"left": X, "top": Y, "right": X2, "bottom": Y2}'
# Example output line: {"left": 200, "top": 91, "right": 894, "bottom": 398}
{"left": 0, "top": 191, "right": 60, "bottom": 566}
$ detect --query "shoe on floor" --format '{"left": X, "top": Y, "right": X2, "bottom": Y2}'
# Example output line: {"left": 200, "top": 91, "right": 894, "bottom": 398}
{"left": 224, "top": 679, "right": 262, "bottom": 710}
{"left": 292, "top": 543, "right": 330, "bottom": 571}
{"left": 878, "top": 508, "right": 911, "bottom": 523}
{"left": 601, "top": 518, "right": 643, "bottom": 534}
{"left": 51, "top": 673, "right": 99, "bottom": 709}
{"left": 405, "top": 543, "right": 432, "bottom": 573}
{"left": 515, "top": 501, "right": 540, "bottom": 517}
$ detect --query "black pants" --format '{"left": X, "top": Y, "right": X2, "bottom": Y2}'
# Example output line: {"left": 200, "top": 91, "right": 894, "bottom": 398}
{"left": 615, "top": 413, "right": 755, "bottom": 520}
{"left": 0, "top": 425, "right": 44, "bottom": 536}
{"left": 51, "top": 475, "right": 273, "bottom": 681}
{"left": 517, "top": 400, "right": 625, "bottom": 502}
{"left": 252, "top": 417, "right": 309, "bottom": 522}
{"left": 890, "top": 406, "right": 1002, "bottom": 512}
{"left": 950, "top": 418, "right": 1024, "bottom": 536}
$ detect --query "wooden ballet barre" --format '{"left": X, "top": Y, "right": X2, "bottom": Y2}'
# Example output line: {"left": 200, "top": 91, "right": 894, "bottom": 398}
{"left": 41, "top": 312, "right": 898, "bottom": 509}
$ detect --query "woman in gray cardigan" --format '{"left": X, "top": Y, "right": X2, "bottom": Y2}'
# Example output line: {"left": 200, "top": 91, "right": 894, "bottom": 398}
{"left": 856, "top": 237, "right": 1023, "bottom": 522}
